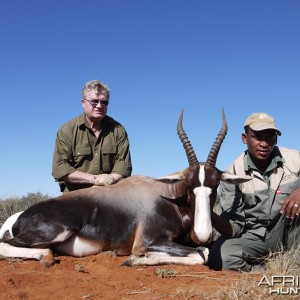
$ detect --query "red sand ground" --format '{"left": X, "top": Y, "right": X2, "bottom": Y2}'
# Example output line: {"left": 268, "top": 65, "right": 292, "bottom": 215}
{"left": 0, "top": 252, "right": 262, "bottom": 300}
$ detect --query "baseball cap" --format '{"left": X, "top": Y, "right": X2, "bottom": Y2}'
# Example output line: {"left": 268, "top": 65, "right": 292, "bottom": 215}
{"left": 244, "top": 112, "right": 281, "bottom": 136}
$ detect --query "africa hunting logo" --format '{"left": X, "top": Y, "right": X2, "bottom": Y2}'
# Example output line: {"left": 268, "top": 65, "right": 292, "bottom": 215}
{"left": 258, "top": 275, "right": 300, "bottom": 295}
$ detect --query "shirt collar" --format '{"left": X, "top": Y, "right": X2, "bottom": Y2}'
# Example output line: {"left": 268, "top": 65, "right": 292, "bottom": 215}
{"left": 78, "top": 113, "right": 111, "bottom": 129}
{"left": 243, "top": 146, "right": 284, "bottom": 173}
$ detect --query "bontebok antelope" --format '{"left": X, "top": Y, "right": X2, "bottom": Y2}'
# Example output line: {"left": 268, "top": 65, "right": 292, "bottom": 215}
{"left": 0, "top": 110, "right": 251, "bottom": 267}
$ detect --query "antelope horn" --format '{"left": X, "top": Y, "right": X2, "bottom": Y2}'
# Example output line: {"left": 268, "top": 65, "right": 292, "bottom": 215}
{"left": 177, "top": 110, "right": 199, "bottom": 167}
{"left": 206, "top": 109, "right": 228, "bottom": 167}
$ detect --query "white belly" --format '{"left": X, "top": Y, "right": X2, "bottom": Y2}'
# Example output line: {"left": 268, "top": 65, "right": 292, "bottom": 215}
{"left": 54, "top": 235, "right": 103, "bottom": 257}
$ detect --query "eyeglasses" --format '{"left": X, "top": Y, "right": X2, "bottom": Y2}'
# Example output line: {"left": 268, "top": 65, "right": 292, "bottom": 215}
{"left": 85, "top": 99, "right": 109, "bottom": 107}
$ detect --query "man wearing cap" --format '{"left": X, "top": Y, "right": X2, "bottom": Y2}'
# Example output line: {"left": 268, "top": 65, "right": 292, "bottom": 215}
{"left": 208, "top": 112, "right": 300, "bottom": 271}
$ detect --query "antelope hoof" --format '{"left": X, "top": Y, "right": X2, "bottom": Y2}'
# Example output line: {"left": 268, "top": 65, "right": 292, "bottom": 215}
{"left": 40, "top": 253, "right": 56, "bottom": 268}
{"left": 197, "top": 246, "right": 209, "bottom": 263}
{"left": 120, "top": 256, "right": 133, "bottom": 267}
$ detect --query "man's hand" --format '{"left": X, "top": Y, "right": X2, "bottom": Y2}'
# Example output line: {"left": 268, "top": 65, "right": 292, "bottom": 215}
{"left": 280, "top": 187, "right": 300, "bottom": 219}
{"left": 93, "top": 174, "right": 115, "bottom": 186}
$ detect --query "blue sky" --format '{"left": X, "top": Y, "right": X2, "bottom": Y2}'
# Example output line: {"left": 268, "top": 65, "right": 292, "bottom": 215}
{"left": 0, "top": 0, "right": 299, "bottom": 198}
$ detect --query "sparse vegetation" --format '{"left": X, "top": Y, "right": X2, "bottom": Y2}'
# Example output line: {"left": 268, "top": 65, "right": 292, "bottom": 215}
{"left": 263, "top": 244, "right": 300, "bottom": 276}
{"left": 153, "top": 243, "right": 300, "bottom": 299}
{"left": 0, "top": 192, "right": 49, "bottom": 225}
{"left": 218, "top": 245, "right": 300, "bottom": 300}
{"left": 155, "top": 267, "right": 177, "bottom": 278}
{"left": 75, "top": 264, "right": 85, "bottom": 273}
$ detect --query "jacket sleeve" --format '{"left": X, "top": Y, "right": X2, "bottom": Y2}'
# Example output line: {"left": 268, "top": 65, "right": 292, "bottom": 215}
{"left": 219, "top": 175, "right": 246, "bottom": 238}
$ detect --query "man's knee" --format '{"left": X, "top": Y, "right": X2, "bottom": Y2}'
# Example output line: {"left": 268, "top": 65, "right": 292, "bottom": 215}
{"left": 208, "top": 237, "right": 251, "bottom": 272}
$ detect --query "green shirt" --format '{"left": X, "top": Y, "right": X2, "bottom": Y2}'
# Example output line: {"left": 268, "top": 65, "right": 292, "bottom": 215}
{"left": 52, "top": 113, "right": 132, "bottom": 192}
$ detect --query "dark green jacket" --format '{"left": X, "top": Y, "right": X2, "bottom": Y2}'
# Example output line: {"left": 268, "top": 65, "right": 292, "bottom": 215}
{"left": 52, "top": 113, "right": 132, "bottom": 192}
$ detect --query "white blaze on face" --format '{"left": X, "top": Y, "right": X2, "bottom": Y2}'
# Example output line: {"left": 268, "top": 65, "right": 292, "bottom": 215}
{"left": 193, "top": 165, "right": 212, "bottom": 243}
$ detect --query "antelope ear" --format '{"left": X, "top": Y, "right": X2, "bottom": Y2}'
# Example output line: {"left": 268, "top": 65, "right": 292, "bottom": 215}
{"left": 156, "top": 172, "right": 187, "bottom": 199}
{"left": 159, "top": 181, "right": 187, "bottom": 199}
{"left": 221, "top": 171, "right": 252, "bottom": 184}
{"left": 157, "top": 171, "right": 185, "bottom": 182}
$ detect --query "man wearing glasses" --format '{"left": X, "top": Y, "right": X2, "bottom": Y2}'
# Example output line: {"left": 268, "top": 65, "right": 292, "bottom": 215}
{"left": 52, "top": 80, "right": 132, "bottom": 193}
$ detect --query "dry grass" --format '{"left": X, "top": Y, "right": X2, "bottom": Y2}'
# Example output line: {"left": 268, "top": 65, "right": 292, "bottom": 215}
{"left": 153, "top": 246, "right": 300, "bottom": 299}
{"left": 218, "top": 245, "right": 300, "bottom": 300}
{"left": 263, "top": 244, "right": 300, "bottom": 276}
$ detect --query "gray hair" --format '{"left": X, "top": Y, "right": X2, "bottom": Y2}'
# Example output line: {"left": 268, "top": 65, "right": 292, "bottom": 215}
{"left": 81, "top": 80, "right": 110, "bottom": 99}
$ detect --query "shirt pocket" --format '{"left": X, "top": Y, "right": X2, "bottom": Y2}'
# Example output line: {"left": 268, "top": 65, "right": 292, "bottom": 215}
{"left": 243, "top": 194, "right": 259, "bottom": 209}
{"left": 101, "top": 145, "right": 117, "bottom": 172}
{"left": 276, "top": 181, "right": 299, "bottom": 199}
{"left": 73, "top": 147, "right": 92, "bottom": 166}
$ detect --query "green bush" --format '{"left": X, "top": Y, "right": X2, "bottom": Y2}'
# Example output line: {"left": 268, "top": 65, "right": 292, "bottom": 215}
{"left": 0, "top": 192, "right": 49, "bottom": 225}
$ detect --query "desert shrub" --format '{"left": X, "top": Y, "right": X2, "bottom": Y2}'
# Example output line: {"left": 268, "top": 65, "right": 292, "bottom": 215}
{"left": 263, "top": 243, "right": 300, "bottom": 276}
{"left": 219, "top": 245, "right": 300, "bottom": 299}
{"left": 0, "top": 192, "right": 49, "bottom": 225}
